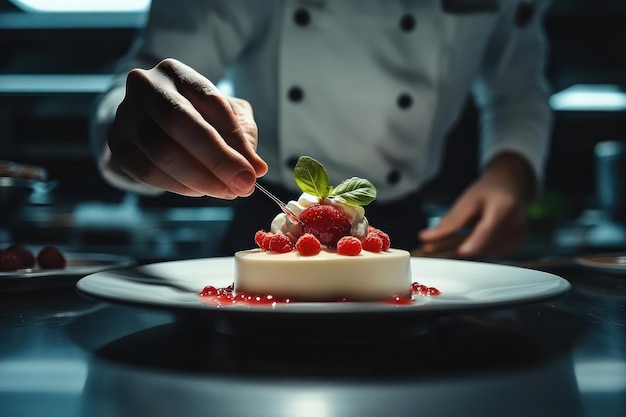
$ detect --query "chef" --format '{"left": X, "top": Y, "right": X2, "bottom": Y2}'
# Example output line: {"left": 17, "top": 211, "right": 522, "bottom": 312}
{"left": 91, "top": 0, "right": 553, "bottom": 257}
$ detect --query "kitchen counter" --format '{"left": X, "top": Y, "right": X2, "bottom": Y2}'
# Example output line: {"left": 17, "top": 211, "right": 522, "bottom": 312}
{"left": 0, "top": 259, "right": 624, "bottom": 417}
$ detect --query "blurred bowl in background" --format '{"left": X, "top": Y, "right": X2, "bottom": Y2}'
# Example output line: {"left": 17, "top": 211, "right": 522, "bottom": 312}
{"left": 0, "top": 161, "right": 52, "bottom": 227}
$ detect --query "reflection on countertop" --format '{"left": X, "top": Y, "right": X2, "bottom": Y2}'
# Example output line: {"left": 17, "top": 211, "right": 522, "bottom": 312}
{"left": 71, "top": 306, "right": 585, "bottom": 417}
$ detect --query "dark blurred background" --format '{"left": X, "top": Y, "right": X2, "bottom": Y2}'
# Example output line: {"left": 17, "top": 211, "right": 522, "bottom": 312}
{"left": 1, "top": 0, "right": 625, "bottom": 262}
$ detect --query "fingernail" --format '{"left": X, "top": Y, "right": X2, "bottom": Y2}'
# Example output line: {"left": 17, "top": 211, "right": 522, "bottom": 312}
{"left": 231, "top": 170, "right": 255, "bottom": 193}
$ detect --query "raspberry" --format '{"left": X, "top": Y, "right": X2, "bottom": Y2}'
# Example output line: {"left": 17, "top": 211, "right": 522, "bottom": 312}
{"left": 295, "top": 233, "right": 322, "bottom": 256}
{"left": 299, "top": 204, "right": 352, "bottom": 247}
{"left": 254, "top": 230, "right": 267, "bottom": 249}
{"left": 268, "top": 233, "right": 293, "bottom": 253}
{"left": 336, "top": 236, "right": 362, "bottom": 256}
{"left": 369, "top": 227, "right": 391, "bottom": 251}
{"left": 254, "top": 231, "right": 276, "bottom": 251}
{"left": 362, "top": 233, "right": 383, "bottom": 252}
{"left": 261, "top": 232, "right": 275, "bottom": 250}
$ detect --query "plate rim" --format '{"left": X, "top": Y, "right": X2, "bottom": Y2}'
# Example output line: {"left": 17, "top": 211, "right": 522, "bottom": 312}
{"left": 574, "top": 252, "right": 626, "bottom": 274}
{"left": 0, "top": 252, "right": 136, "bottom": 280}
{"left": 75, "top": 256, "right": 572, "bottom": 316}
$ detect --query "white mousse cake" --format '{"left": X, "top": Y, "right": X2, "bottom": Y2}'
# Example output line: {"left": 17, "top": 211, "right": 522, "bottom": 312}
{"left": 234, "top": 248, "right": 411, "bottom": 301}
{"left": 228, "top": 156, "right": 413, "bottom": 303}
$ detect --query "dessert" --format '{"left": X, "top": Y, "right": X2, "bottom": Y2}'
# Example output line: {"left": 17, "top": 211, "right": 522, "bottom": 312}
{"left": 199, "top": 156, "right": 440, "bottom": 305}
{"left": 234, "top": 247, "right": 411, "bottom": 301}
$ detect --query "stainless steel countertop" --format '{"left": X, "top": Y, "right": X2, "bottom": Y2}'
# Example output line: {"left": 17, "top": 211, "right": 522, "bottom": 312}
{"left": 0, "top": 261, "right": 624, "bottom": 417}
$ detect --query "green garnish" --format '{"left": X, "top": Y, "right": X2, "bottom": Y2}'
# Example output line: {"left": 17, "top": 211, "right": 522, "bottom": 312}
{"left": 294, "top": 156, "right": 333, "bottom": 199}
{"left": 293, "top": 156, "right": 377, "bottom": 206}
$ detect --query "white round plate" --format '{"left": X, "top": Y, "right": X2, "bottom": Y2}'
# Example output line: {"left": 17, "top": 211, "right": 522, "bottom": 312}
{"left": 76, "top": 257, "right": 571, "bottom": 316}
{"left": 0, "top": 252, "right": 136, "bottom": 291}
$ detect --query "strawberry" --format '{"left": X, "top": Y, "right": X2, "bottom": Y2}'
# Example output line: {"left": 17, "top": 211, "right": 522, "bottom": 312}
{"left": 336, "top": 236, "right": 362, "bottom": 256}
{"left": 295, "top": 233, "right": 322, "bottom": 256}
{"left": 268, "top": 233, "right": 293, "bottom": 253}
{"left": 362, "top": 232, "right": 383, "bottom": 252}
{"left": 36, "top": 246, "right": 66, "bottom": 269}
{"left": 6, "top": 245, "right": 35, "bottom": 269}
{"left": 299, "top": 204, "right": 352, "bottom": 247}
{"left": 0, "top": 250, "right": 21, "bottom": 271}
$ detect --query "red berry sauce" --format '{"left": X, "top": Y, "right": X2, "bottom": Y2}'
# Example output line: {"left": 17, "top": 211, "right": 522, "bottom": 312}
{"left": 199, "top": 284, "right": 292, "bottom": 307}
{"left": 198, "top": 281, "right": 440, "bottom": 307}
{"left": 411, "top": 282, "right": 441, "bottom": 296}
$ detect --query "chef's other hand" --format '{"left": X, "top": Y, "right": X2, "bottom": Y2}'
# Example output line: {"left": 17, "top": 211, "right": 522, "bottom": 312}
{"left": 106, "top": 58, "right": 268, "bottom": 199}
{"left": 419, "top": 152, "right": 536, "bottom": 259}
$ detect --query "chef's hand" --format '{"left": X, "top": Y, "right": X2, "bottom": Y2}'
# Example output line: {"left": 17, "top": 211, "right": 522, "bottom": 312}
{"left": 105, "top": 58, "right": 268, "bottom": 199}
{"left": 419, "top": 152, "right": 536, "bottom": 259}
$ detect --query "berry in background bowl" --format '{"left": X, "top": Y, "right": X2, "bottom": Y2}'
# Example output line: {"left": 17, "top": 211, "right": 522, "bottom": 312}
{"left": 0, "top": 245, "right": 66, "bottom": 272}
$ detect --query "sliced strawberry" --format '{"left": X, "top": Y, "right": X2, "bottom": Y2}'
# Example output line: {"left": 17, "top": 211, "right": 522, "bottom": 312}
{"left": 295, "top": 233, "right": 322, "bottom": 256}
{"left": 299, "top": 204, "right": 352, "bottom": 247}
{"left": 336, "top": 236, "right": 362, "bottom": 256}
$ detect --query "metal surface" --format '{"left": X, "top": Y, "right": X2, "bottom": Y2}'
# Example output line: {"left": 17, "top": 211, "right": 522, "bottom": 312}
{"left": 0, "top": 263, "right": 624, "bottom": 417}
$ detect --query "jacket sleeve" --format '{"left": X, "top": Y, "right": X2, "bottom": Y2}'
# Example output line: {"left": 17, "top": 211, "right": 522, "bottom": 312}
{"left": 89, "top": 0, "right": 266, "bottom": 194}
{"left": 471, "top": 0, "right": 553, "bottom": 185}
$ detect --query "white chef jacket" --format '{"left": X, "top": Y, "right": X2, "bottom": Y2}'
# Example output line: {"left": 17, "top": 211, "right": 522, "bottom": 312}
{"left": 92, "top": 0, "right": 553, "bottom": 203}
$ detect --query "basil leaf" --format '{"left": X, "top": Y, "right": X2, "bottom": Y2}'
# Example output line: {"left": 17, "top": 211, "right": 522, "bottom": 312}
{"left": 331, "top": 177, "right": 377, "bottom": 206}
{"left": 294, "top": 156, "right": 331, "bottom": 198}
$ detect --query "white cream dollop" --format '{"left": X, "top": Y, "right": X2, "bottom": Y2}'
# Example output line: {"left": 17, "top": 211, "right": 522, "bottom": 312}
{"left": 270, "top": 193, "right": 369, "bottom": 241}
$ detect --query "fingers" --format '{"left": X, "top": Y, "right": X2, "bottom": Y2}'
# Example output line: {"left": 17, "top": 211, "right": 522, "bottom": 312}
{"left": 457, "top": 198, "right": 525, "bottom": 259}
{"left": 489, "top": 219, "right": 526, "bottom": 259}
{"left": 228, "top": 97, "right": 269, "bottom": 176}
{"left": 108, "top": 58, "right": 269, "bottom": 199}
{"left": 125, "top": 67, "right": 257, "bottom": 196}
{"left": 419, "top": 185, "right": 528, "bottom": 259}
{"left": 419, "top": 196, "right": 480, "bottom": 242}
{"left": 156, "top": 59, "right": 268, "bottom": 177}
{"left": 110, "top": 107, "right": 239, "bottom": 198}
{"left": 108, "top": 140, "right": 203, "bottom": 197}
